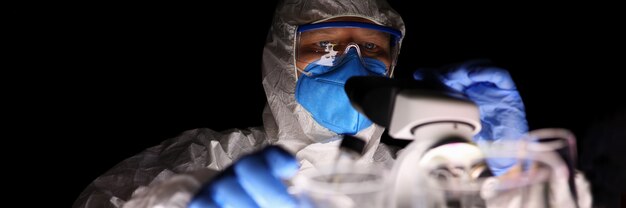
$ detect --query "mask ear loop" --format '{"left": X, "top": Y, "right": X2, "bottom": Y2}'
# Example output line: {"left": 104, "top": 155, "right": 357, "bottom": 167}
{"left": 387, "top": 44, "right": 399, "bottom": 78}
{"left": 295, "top": 64, "right": 313, "bottom": 77}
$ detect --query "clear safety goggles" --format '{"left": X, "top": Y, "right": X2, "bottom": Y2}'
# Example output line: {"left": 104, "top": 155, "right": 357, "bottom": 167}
{"left": 295, "top": 21, "right": 402, "bottom": 76}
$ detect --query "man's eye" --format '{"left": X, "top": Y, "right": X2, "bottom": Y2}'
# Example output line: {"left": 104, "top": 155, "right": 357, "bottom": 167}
{"left": 363, "top": 42, "right": 377, "bottom": 50}
{"left": 317, "top": 41, "right": 331, "bottom": 48}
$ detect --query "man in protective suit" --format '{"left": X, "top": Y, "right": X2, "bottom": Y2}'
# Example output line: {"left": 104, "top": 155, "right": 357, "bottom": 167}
{"left": 74, "top": 0, "right": 588, "bottom": 207}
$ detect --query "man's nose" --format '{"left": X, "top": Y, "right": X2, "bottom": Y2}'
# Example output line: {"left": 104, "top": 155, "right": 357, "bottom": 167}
{"left": 340, "top": 42, "right": 361, "bottom": 55}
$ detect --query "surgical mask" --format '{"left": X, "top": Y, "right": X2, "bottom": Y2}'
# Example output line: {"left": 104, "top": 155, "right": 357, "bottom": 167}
{"left": 295, "top": 45, "right": 387, "bottom": 135}
{"left": 294, "top": 21, "right": 402, "bottom": 135}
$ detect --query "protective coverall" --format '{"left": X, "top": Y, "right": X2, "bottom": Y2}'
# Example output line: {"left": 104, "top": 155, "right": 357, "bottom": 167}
{"left": 74, "top": 0, "right": 405, "bottom": 207}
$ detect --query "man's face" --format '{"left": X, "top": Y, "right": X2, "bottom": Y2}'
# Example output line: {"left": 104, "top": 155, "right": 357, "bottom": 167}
{"left": 295, "top": 17, "right": 395, "bottom": 77}
{"left": 296, "top": 27, "right": 392, "bottom": 70}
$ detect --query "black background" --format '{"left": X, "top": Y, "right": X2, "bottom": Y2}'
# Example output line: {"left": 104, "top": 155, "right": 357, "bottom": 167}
{"left": 9, "top": 1, "right": 625, "bottom": 207}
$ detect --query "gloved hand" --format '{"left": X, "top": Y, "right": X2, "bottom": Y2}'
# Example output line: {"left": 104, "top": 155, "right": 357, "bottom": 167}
{"left": 188, "top": 146, "right": 299, "bottom": 208}
{"left": 414, "top": 60, "right": 529, "bottom": 176}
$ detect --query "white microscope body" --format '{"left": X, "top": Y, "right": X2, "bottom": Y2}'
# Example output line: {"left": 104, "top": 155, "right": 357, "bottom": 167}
{"left": 344, "top": 76, "right": 587, "bottom": 208}
{"left": 385, "top": 89, "right": 483, "bottom": 207}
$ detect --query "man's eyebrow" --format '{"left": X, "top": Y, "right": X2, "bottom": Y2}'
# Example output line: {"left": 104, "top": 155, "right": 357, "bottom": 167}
{"left": 303, "top": 29, "right": 339, "bottom": 36}
{"left": 355, "top": 29, "right": 388, "bottom": 38}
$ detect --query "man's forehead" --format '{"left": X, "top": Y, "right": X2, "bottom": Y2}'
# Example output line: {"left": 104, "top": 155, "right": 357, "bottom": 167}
{"left": 322, "top": 16, "right": 377, "bottom": 24}
{"left": 302, "top": 27, "right": 389, "bottom": 38}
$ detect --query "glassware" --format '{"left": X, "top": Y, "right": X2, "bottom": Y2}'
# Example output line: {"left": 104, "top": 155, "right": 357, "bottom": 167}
{"left": 291, "top": 163, "right": 386, "bottom": 208}
{"left": 410, "top": 128, "right": 578, "bottom": 208}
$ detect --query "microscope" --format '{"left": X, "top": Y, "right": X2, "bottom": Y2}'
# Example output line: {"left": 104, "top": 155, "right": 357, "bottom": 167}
{"left": 345, "top": 75, "right": 587, "bottom": 208}
{"left": 345, "top": 76, "right": 487, "bottom": 207}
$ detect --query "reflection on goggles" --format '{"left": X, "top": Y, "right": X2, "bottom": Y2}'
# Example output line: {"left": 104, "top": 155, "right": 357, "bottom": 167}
{"left": 312, "top": 43, "right": 364, "bottom": 67}
{"left": 296, "top": 21, "right": 402, "bottom": 70}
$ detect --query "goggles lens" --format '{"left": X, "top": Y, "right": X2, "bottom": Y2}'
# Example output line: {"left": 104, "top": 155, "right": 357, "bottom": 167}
{"left": 296, "top": 21, "right": 401, "bottom": 72}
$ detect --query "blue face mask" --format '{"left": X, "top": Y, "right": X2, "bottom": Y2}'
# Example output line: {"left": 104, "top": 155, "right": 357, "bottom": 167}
{"left": 295, "top": 47, "right": 388, "bottom": 135}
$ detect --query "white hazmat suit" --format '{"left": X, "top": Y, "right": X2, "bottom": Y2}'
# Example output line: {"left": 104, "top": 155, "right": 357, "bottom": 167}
{"left": 73, "top": 0, "right": 405, "bottom": 207}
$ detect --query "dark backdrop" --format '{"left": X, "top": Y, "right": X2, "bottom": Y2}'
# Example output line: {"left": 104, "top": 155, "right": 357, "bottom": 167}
{"left": 10, "top": 1, "right": 624, "bottom": 207}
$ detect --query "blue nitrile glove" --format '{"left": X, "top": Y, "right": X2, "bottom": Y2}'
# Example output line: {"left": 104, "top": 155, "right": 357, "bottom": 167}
{"left": 414, "top": 60, "right": 529, "bottom": 176}
{"left": 189, "top": 146, "right": 299, "bottom": 208}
